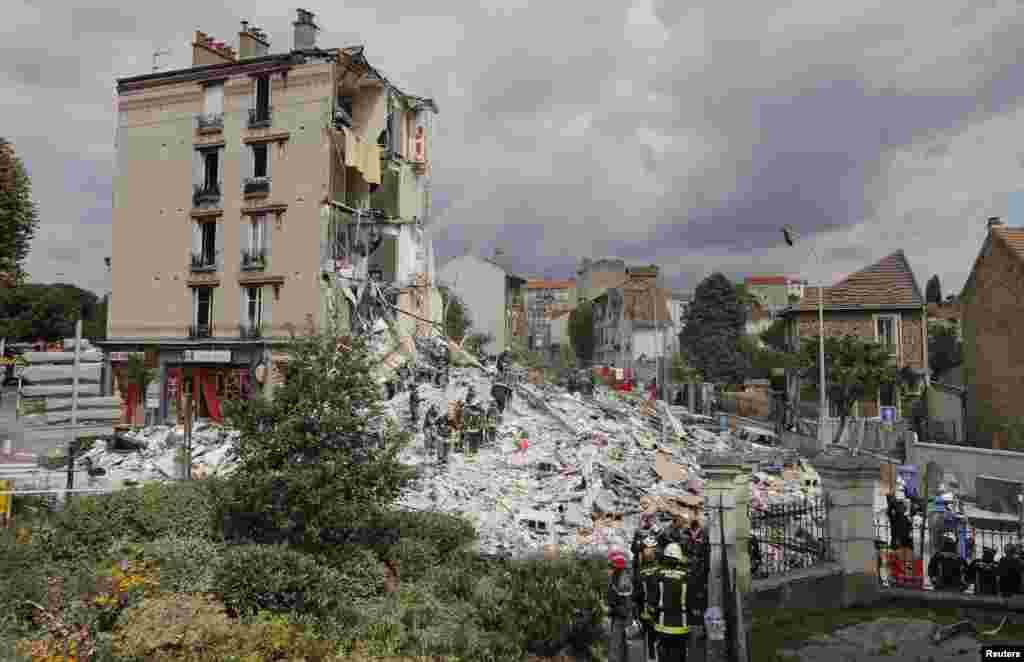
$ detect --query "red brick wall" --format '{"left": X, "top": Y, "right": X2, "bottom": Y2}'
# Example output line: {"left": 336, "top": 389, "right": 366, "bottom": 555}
{"left": 962, "top": 234, "right": 1024, "bottom": 444}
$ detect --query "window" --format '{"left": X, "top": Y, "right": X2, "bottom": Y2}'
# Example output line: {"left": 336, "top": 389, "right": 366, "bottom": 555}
{"left": 248, "top": 216, "right": 265, "bottom": 254}
{"left": 200, "top": 222, "right": 217, "bottom": 265}
{"left": 251, "top": 143, "right": 269, "bottom": 179}
{"left": 194, "top": 287, "right": 213, "bottom": 329}
{"left": 246, "top": 286, "right": 263, "bottom": 328}
{"left": 203, "top": 150, "right": 219, "bottom": 191}
{"left": 875, "top": 314, "right": 900, "bottom": 357}
{"left": 255, "top": 76, "right": 270, "bottom": 113}
{"left": 203, "top": 83, "right": 224, "bottom": 116}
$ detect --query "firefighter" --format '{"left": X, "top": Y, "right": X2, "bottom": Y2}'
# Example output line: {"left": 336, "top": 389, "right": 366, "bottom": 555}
{"left": 632, "top": 513, "right": 661, "bottom": 591}
{"left": 435, "top": 413, "right": 452, "bottom": 465}
{"left": 886, "top": 495, "right": 913, "bottom": 550}
{"left": 409, "top": 383, "right": 421, "bottom": 428}
{"left": 968, "top": 546, "right": 1000, "bottom": 596}
{"left": 497, "top": 348, "right": 510, "bottom": 378}
{"left": 683, "top": 519, "right": 709, "bottom": 635}
{"left": 928, "top": 532, "right": 967, "bottom": 592}
{"left": 652, "top": 542, "right": 690, "bottom": 662}
{"left": 491, "top": 381, "right": 511, "bottom": 414}
{"left": 464, "top": 401, "right": 485, "bottom": 454}
{"left": 484, "top": 401, "right": 500, "bottom": 446}
{"left": 423, "top": 404, "right": 439, "bottom": 454}
{"left": 605, "top": 548, "right": 634, "bottom": 662}
{"left": 635, "top": 536, "right": 662, "bottom": 662}
{"left": 998, "top": 544, "right": 1022, "bottom": 596}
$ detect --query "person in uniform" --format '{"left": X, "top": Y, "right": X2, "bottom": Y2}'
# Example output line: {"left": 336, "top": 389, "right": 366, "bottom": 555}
{"left": 606, "top": 549, "right": 634, "bottom": 662}
{"left": 998, "top": 544, "right": 1023, "bottom": 596}
{"left": 635, "top": 536, "right": 662, "bottom": 662}
{"left": 484, "top": 401, "right": 500, "bottom": 446}
{"left": 928, "top": 532, "right": 967, "bottom": 592}
{"left": 422, "top": 404, "right": 438, "bottom": 454}
{"left": 652, "top": 542, "right": 690, "bottom": 662}
{"left": 968, "top": 546, "right": 1000, "bottom": 596}
{"left": 409, "top": 383, "right": 421, "bottom": 428}
{"left": 435, "top": 413, "right": 452, "bottom": 465}
{"left": 464, "top": 401, "right": 485, "bottom": 454}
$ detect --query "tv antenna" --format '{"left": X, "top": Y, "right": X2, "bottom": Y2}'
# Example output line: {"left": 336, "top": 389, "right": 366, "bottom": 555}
{"left": 152, "top": 49, "right": 172, "bottom": 72}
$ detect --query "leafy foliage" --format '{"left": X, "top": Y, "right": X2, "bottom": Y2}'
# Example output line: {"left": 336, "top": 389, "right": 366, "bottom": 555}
{"left": 439, "top": 285, "right": 473, "bottom": 342}
{"left": 0, "top": 283, "right": 106, "bottom": 342}
{"left": 220, "top": 324, "right": 414, "bottom": 549}
{"left": 140, "top": 533, "right": 227, "bottom": 594}
{"left": 670, "top": 351, "right": 703, "bottom": 383}
{"left": 463, "top": 331, "right": 494, "bottom": 357}
{"left": 0, "top": 138, "right": 39, "bottom": 281}
{"left": 568, "top": 300, "right": 594, "bottom": 362}
{"left": 794, "top": 334, "right": 905, "bottom": 443}
{"left": 926, "top": 274, "right": 942, "bottom": 305}
{"left": 928, "top": 321, "right": 962, "bottom": 377}
{"left": 759, "top": 318, "right": 789, "bottom": 352}
{"left": 679, "top": 272, "right": 749, "bottom": 385}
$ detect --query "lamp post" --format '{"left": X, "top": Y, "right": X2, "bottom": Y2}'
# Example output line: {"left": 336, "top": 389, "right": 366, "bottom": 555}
{"left": 782, "top": 226, "right": 828, "bottom": 444}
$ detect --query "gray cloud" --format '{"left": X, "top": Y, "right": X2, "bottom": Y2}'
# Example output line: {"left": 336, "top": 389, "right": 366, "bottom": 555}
{"left": 70, "top": 7, "right": 139, "bottom": 36}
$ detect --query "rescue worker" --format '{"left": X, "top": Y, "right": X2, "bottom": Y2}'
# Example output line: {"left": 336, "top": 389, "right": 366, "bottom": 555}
{"left": 466, "top": 385, "right": 477, "bottom": 406}
{"left": 652, "top": 542, "right": 690, "bottom": 662}
{"left": 605, "top": 548, "right": 634, "bottom": 662}
{"left": 464, "top": 401, "right": 485, "bottom": 454}
{"left": 409, "top": 383, "right": 421, "bottom": 428}
{"left": 886, "top": 494, "right": 913, "bottom": 550}
{"left": 435, "top": 413, "right": 452, "bottom": 465}
{"left": 632, "top": 513, "right": 662, "bottom": 591}
{"left": 657, "top": 513, "right": 689, "bottom": 557}
{"left": 491, "top": 381, "right": 511, "bottom": 414}
{"left": 683, "top": 518, "right": 709, "bottom": 634}
{"left": 928, "top": 532, "right": 967, "bottom": 592}
{"left": 484, "top": 401, "right": 500, "bottom": 446}
{"left": 968, "top": 546, "right": 1000, "bottom": 596}
{"left": 423, "top": 404, "right": 439, "bottom": 453}
{"left": 496, "top": 347, "right": 510, "bottom": 378}
{"left": 450, "top": 401, "right": 466, "bottom": 453}
{"left": 635, "top": 536, "right": 662, "bottom": 662}
{"left": 998, "top": 544, "right": 1022, "bottom": 596}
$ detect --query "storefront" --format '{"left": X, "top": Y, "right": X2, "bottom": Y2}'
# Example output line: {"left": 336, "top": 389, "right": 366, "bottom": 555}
{"left": 165, "top": 349, "right": 259, "bottom": 425}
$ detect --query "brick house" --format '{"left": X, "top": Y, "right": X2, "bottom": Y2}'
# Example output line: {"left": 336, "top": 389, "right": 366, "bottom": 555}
{"left": 779, "top": 250, "right": 929, "bottom": 420}
{"left": 960, "top": 217, "right": 1024, "bottom": 446}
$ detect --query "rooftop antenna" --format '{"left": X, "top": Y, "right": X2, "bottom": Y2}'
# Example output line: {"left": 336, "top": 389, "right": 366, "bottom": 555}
{"left": 152, "top": 49, "right": 172, "bottom": 72}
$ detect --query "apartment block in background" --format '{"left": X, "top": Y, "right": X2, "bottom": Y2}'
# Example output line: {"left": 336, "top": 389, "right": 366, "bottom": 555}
{"left": 102, "top": 9, "right": 440, "bottom": 424}
{"left": 591, "top": 265, "right": 672, "bottom": 380}
{"left": 525, "top": 279, "right": 576, "bottom": 353}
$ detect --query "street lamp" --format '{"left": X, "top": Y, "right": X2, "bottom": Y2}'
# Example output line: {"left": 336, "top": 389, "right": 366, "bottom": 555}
{"left": 782, "top": 225, "right": 828, "bottom": 444}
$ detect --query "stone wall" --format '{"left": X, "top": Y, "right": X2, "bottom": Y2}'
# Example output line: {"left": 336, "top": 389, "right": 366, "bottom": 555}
{"left": 906, "top": 435, "right": 1024, "bottom": 499}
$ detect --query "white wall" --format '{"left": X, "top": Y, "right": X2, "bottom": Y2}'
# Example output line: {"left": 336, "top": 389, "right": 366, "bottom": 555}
{"left": 437, "top": 255, "right": 506, "bottom": 354}
{"left": 632, "top": 328, "right": 668, "bottom": 361}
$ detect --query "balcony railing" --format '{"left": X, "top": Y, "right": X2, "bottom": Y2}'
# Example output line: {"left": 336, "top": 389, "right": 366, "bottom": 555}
{"left": 247, "top": 106, "right": 272, "bottom": 128}
{"left": 188, "top": 324, "right": 212, "bottom": 339}
{"left": 239, "top": 324, "right": 262, "bottom": 339}
{"left": 193, "top": 183, "right": 221, "bottom": 207}
{"left": 243, "top": 176, "right": 271, "bottom": 196}
{"left": 190, "top": 252, "right": 217, "bottom": 273}
{"left": 196, "top": 113, "right": 224, "bottom": 132}
{"left": 241, "top": 249, "right": 266, "bottom": 271}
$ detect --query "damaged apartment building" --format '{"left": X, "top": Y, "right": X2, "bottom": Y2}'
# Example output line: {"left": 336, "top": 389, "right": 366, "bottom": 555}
{"left": 101, "top": 9, "right": 441, "bottom": 425}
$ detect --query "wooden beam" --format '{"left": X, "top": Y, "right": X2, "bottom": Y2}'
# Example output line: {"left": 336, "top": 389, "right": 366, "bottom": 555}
{"left": 22, "top": 425, "right": 115, "bottom": 444}
{"left": 45, "top": 396, "right": 122, "bottom": 410}
{"left": 22, "top": 409, "right": 123, "bottom": 426}
{"left": 22, "top": 384, "right": 101, "bottom": 398}
{"left": 22, "top": 364, "right": 102, "bottom": 383}
{"left": 22, "top": 351, "right": 103, "bottom": 364}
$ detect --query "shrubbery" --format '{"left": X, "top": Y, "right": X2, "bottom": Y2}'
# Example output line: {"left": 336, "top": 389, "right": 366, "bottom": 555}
{"left": 139, "top": 533, "right": 226, "bottom": 594}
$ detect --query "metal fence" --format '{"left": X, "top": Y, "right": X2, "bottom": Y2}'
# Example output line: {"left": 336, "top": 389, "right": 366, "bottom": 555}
{"left": 749, "top": 495, "right": 833, "bottom": 579}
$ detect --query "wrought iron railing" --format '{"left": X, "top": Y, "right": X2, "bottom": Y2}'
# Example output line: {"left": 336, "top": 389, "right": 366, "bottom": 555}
{"left": 239, "top": 324, "right": 262, "bottom": 339}
{"left": 192, "top": 182, "right": 221, "bottom": 207}
{"left": 247, "top": 106, "right": 272, "bottom": 128}
{"left": 749, "top": 495, "right": 832, "bottom": 578}
{"left": 241, "top": 249, "right": 266, "bottom": 271}
{"left": 190, "top": 252, "right": 216, "bottom": 273}
{"left": 243, "top": 176, "right": 270, "bottom": 196}
{"left": 188, "top": 324, "right": 212, "bottom": 339}
{"left": 196, "top": 113, "right": 224, "bottom": 131}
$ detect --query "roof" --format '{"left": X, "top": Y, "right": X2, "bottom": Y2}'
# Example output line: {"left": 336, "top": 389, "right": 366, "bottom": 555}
{"left": 483, "top": 256, "right": 527, "bottom": 282}
{"left": 927, "top": 302, "right": 962, "bottom": 322}
{"left": 526, "top": 279, "right": 575, "bottom": 290}
{"left": 784, "top": 250, "right": 924, "bottom": 312}
{"left": 745, "top": 276, "right": 788, "bottom": 286}
{"left": 960, "top": 224, "right": 1024, "bottom": 299}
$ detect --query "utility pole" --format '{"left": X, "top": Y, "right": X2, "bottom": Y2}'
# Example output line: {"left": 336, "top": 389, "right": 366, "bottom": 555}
{"left": 66, "top": 320, "right": 82, "bottom": 502}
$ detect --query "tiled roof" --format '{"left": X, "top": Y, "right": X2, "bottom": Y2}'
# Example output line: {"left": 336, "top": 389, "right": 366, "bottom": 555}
{"left": 526, "top": 279, "right": 575, "bottom": 290}
{"left": 992, "top": 226, "right": 1024, "bottom": 262}
{"left": 745, "top": 276, "right": 788, "bottom": 286}
{"left": 789, "top": 250, "right": 924, "bottom": 311}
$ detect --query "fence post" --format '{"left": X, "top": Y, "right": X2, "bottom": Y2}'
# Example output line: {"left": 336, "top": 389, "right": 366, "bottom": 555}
{"left": 811, "top": 454, "right": 881, "bottom": 607}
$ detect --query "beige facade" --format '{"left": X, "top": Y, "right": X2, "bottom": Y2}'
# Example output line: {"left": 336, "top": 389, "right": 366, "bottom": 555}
{"left": 103, "top": 11, "right": 440, "bottom": 422}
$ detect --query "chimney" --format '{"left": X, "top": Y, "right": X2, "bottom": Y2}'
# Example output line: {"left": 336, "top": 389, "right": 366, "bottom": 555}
{"left": 495, "top": 248, "right": 505, "bottom": 258}
{"left": 293, "top": 9, "right": 319, "bottom": 51}
{"left": 192, "top": 30, "right": 236, "bottom": 66}
{"left": 238, "top": 20, "right": 270, "bottom": 59}
{"left": 987, "top": 216, "right": 1004, "bottom": 229}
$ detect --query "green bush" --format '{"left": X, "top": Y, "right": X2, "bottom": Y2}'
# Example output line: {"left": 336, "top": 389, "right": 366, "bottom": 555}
{"left": 383, "top": 537, "right": 438, "bottom": 585}
{"left": 0, "top": 529, "right": 47, "bottom": 628}
{"left": 141, "top": 533, "right": 226, "bottom": 594}
{"left": 373, "top": 509, "right": 478, "bottom": 557}
{"left": 214, "top": 543, "right": 358, "bottom": 620}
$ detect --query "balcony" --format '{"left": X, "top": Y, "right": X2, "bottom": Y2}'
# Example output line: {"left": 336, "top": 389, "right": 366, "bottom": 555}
{"left": 248, "top": 106, "right": 272, "bottom": 129}
{"left": 239, "top": 324, "right": 262, "bottom": 340}
{"left": 190, "top": 252, "right": 217, "bottom": 273}
{"left": 243, "top": 176, "right": 271, "bottom": 197}
{"left": 193, "top": 183, "right": 221, "bottom": 208}
{"left": 241, "top": 249, "right": 266, "bottom": 271}
{"left": 196, "top": 113, "right": 223, "bottom": 134}
{"left": 188, "top": 324, "right": 213, "bottom": 339}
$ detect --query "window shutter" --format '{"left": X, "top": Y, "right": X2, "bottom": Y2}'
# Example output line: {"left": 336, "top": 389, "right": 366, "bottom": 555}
{"left": 215, "top": 221, "right": 224, "bottom": 270}
{"left": 263, "top": 215, "right": 272, "bottom": 261}
{"left": 263, "top": 285, "right": 272, "bottom": 334}
{"left": 193, "top": 150, "right": 202, "bottom": 188}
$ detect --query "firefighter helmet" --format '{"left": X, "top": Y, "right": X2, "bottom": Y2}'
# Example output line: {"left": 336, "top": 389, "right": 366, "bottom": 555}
{"left": 663, "top": 543, "right": 684, "bottom": 561}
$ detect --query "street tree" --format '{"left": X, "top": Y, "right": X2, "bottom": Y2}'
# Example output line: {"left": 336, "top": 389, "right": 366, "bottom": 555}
{"left": 568, "top": 300, "right": 595, "bottom": 363}
{"left": 679, "top": 272, "right": 749, "bottom": 386}
{"left": 0, "top": 283, "right": 104, "bottom": 341}
{"left": 438, "top": 285, "right": 472, "bottom": 342}
{"left": 795, "top": 334, "right": 903, "bottom": 444}
{"left": 220, "top": 314, "right": 415, "bottom": 552}
{"left": 928, "top": 322, "right": 962, "bottom": 377}
{"left": 926, "top": 275, "right": 942, "bottom": 305}
{"left": 0, "top": 139, "right": 40, "bottom": 281}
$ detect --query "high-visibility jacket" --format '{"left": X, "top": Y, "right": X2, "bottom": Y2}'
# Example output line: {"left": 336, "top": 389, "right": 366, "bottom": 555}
{"left": 650, "top": 566, "right": 689, "bottom": 635}
{"left": 607, "top": 570, "right": 633, "bottom": 621}
{"left": 637, "top": 563, "right": 662, "bottom": 623}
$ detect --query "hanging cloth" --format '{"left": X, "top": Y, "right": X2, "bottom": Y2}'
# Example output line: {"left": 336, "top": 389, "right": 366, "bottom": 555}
{"left": 201, "top": 372, "right": 223, "bottom": 422}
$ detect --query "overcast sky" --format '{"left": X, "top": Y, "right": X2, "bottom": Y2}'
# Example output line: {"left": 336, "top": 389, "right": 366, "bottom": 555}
{"left": 5, "top": 0, "right": 1024, "bottom": 299}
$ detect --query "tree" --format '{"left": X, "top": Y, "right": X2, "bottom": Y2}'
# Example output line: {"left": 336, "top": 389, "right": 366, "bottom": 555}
{"left": 759, "top": 318, "right": 789, "bottom": 352}
{"left": 0, "top": 139, "right": 40, "bottom": 281}
{"left": 0, "top": 284, "right": 104, "bottom": 341}
{"left": 926, "top": 275, "right": 942, "bottom": 305}
{"left": 220, "top": 314, "right": 415, "bottom": 551}
{"left": 795, "top": 334, "right": 904, "bottom": 444}
{"left": 670, "top": 351, "right": 703, "bottom": 383}
{"left": 568, "top": 300, "right": 594, "bottom": 363}
{"left": 679, "top": 272, "right": 749, "bottom": 385}
{"left": 928, "top": 322, "right": 962, "bottom": 377}
{"left": 463, "top": 331, "right": 494, "bottom": 357}
{"left": 438, "top": 285, "right": 472, "bottom": 342}
{"left": 555, "top": 342, "right": 578, "bottom": 372}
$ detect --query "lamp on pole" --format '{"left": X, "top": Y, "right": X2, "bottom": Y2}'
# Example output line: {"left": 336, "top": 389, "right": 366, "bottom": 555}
{"left": 782, "top": 226, "right": 828, "bottom": 444}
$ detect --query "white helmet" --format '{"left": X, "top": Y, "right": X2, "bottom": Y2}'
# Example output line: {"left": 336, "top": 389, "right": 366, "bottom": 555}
{"left": 663, "top": 543, "right": 684, "bottom": 561}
